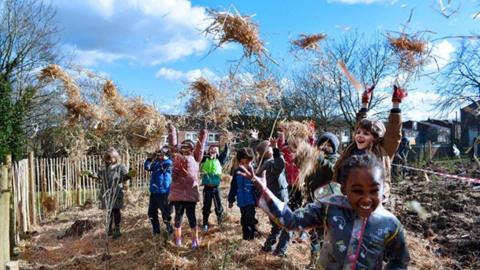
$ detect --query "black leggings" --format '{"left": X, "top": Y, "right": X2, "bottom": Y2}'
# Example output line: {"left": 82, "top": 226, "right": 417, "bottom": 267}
{"left": 173, "top": 201, "right": 197, "bottom": 229}
{"left": 109, "top": 208, "right": 121, "bottom": 230}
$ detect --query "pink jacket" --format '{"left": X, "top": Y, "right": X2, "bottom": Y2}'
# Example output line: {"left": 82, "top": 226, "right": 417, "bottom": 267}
{"left": 167, "top": 126, "right": 206, "bottom": 202}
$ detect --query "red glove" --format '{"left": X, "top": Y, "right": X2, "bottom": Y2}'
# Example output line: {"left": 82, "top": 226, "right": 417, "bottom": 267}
{"left": 392, "top": 85, "right": 407, "bottom": 103}
{"left": 362, "top": 85, "right": 375, "bottom": 104}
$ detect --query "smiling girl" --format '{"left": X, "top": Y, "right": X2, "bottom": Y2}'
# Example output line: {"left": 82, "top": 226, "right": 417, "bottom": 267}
{"left": 240, "top": 154, "right": 410, "bottom": 270}
{"left": 333, "top": 85, "right": 407, "bottom": 202}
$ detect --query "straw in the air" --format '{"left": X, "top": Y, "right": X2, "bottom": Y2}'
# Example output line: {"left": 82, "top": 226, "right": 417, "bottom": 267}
{"left": 292, "top": 33, "right": 327, "bottom": 51}
{"left": 204, "top": 9, "right": 265, "bottom": 60}
{"left": 388, "top": 34, "right": 428, "bottom": 71}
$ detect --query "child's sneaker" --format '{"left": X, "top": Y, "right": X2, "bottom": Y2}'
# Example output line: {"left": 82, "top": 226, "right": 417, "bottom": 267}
{"left": 113, "top": 228, "right": 121, "bottom": 239}
{"left": 217, "top": 213, "right": 224, "bottom": 225}
{"left": 191, "top": 238, "right": 199, "bottom": 249}
{"left": 261, "top": 246, "right": 273, "bottom": 253}
{"left": 175, "top": 237, "right": 182, "bottom": 247}
{"left": 202, "top": 224, "right": 209, "bottom": 232}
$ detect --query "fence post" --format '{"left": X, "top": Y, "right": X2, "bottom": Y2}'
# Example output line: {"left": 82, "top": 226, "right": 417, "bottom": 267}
{"left": 1, "top": 155, "right": 12, "bottom": 269}
{"left": 28, "top": 152, "right": 36, "bottom": 227}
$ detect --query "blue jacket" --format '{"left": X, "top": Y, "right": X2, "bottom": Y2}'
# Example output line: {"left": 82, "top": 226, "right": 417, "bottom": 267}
{"left": 228, "top": 168, "right": 257, "bottom": 208}
{"left": 144, "top": 158, "right": 173, "bottom": 194}
{"left": 258, "top": 191, "right": 410, "bottom": 270}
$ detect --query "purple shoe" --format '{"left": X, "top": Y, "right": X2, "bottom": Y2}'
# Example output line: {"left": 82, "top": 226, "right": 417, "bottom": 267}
{"left": 191, "top": 238, "right": 199, "bottom": 249}
{"left": 175, "top": 237, "right": 182, "bottom": 247}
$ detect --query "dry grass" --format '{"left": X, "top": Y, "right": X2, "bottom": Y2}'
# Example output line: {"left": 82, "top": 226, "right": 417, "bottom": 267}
{"left": 388, "top": 34, "right": 428, "bottom": 72}
{"left": 294, "top": 141, "right": 320, "bottom": 190}
{"left": 291, "top": 33, "right": 327, "bottom": 51}
{"left": 204, "top": 9, "right": 267, "bottom": 65}
{"left": 278, "top": 120, "right": 313, "bottom": 146}
{"left": 102, "top": 80, "right": 128, "bottom": 117}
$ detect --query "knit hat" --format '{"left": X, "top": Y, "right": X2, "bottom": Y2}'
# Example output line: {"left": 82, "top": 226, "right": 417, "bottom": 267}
{"left": 358, "top": 119, "right": 386, "bottom": 138}
{"left": 316, "top": 132, "right": 340, "bottom": 153}
{"left": 181, "top": 139, "right": 195, "bottom": 150}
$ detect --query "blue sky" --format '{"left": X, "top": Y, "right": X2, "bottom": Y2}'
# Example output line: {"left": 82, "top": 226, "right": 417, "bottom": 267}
{"left": 51, "top": 0, "right": 480, "bottom": 120}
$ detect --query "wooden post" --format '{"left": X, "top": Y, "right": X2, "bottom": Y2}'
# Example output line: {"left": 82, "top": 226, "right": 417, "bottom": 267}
{"left": 28, "top": 152, "right": 37, "bottom": 227}
{"left": 1, "top": 155, "right": 12, "bottom": 268}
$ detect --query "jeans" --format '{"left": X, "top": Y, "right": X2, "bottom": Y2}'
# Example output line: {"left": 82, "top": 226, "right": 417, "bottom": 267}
{"left": 264, "top": 219, "right": 291, "bottom": 254}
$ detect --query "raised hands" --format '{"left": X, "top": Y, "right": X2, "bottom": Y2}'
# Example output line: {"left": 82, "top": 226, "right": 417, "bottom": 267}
{"left": 362, "top": 85, "right": 375, "bottom": 105}
{"left": 392, "top": 84, "right": 407, "bottom": 103}
{"left": 249, "top": 129, "right": 259, "bottom": 140}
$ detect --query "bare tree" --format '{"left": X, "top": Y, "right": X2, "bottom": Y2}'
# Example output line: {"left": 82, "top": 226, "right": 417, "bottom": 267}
{"left": 0, "top": 0, "right": 60, "bottom": 158}
{"left": 436, "top": 40, "right": 480, "bottom": 114}
{"left": 316, "top": 33, "right": 393, "bottom": 130}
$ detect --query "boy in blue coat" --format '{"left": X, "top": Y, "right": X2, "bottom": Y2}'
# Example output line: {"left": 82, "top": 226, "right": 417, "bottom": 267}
{"left": 144, "top": 146, "right": 173, "bottom": 236}
{"left": 228, "top": 147, "right": 258, "bottom": 240}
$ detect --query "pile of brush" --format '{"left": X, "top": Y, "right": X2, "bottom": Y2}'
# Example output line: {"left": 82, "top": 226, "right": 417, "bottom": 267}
{"left": 39, "top": 65, "right": 167, "bottom": 157}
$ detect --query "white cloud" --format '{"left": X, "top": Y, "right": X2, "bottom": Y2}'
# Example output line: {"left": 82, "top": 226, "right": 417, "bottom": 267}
{"left": 54, "top": 0, "right": 210, "bottom": 66}
{"left": 155, "top": 67, "right": 217, "bottom": 82}
{"left": 426, "top": 40, "right": 455, "bottom": 71}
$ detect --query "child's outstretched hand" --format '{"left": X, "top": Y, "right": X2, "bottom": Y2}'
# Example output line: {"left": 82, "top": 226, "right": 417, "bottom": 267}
{"left": 199, "top": 129, "right": 208, "bottom": 140}
{"left": 269, "top": 137, "right": 278, "bottom": 149}
{"left": 392, "top": 84, "right": 407, "bottom": 103}
{"left": 361, "top": 85, "right": 375, "bottom": 104}
{"left": 238, "top": 165, "right": 267, "bottom": 187}
{"left": 249, "top": 129, "right": 259, "bottom": 140}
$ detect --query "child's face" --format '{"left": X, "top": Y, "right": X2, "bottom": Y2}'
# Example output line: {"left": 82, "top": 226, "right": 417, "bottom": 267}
{"left": 344, "top": 168, "right": 381, "bottom": 218}
{"left": 239, "top": 158, "right": 252, "bottom": 167}
{"left": 355, "top": 128, "right": 375, "bottom": 150}
{"left": 318, "top": 140, "right": 334, "bottom": 154}
{"left": 105, "top": 154, "right": 116, "bottom": 165}
{"left": 181, "top": 146, "right": 193, "bottom": 156}
{"left": 208, "top": 146, "right": 219, "bottom": 157}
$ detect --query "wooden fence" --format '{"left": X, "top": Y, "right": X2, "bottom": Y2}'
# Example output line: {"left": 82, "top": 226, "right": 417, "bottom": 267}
{"left": 10, "top": 152, "right": 150, "bottom": 244}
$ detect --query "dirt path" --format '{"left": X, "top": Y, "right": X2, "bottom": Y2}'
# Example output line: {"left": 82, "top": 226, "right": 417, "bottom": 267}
{"left": 17, "top": 183, "right": 448, "bottom": 269}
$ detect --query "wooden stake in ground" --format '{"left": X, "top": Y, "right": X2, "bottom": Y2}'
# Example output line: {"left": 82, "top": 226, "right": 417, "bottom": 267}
{"left": 1, "top": 155, "right": 12, "bottom": 267}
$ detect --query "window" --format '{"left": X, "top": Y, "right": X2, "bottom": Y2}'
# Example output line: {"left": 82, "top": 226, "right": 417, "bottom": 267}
{"left": 208, "top": 133, "right": 219, "bottom": 142}
{"left": 185, "top": 132, "right": 198, "bottom": 142}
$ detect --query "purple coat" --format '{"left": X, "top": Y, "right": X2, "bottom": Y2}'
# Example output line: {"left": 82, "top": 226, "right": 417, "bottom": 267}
{"left": 167, "top": 126, "right": 206, "bottom": 202}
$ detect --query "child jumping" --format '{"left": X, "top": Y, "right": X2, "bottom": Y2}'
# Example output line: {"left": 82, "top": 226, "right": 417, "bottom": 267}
{"left": 227, "top": 147, "right": 258, "bottom": 240}
{"left": 241, "top": 153, "right": 410, "bottom": 269}
{"left": 333, "top": 85, "right": 407, "bottom": 202}
{"left": 168, "top": 124, "right": 207, "bottom": 249}
{"left": 144, "top": 146, "right": 173, "bottom": 237}
{"left": 201, "top": 143, "right": 229, "bottom": 232}
{"left": 95, "top": 147, "right": 134, "bottom": 239}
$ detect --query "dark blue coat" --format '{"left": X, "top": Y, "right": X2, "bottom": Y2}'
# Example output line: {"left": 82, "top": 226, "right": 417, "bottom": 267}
{"left": 228, "top": 168, "right": 257, "bottom": 208}
{"left": 144, "top": 158, "right": 173, "bottom": 194}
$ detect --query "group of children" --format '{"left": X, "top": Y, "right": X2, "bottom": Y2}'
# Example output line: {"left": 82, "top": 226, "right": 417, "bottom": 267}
{"left": 95, "top": 84, "right": 410, "bottom": 269}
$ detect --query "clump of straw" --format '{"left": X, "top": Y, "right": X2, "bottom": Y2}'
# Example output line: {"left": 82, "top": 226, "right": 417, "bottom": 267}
{"left": 294, "top": 140, "right": 320, "bottom": 190}
{"left": 204, "top": 9, "right": 265, "bottom": 62}
{"left": 102, "top": 80, "right": 128, "bottom": 117}
{"left": 124, "top": 99, "right": 166, "bottom": 149}
{"left": 278, "top": 120, "right": 313, "bottom": 145}
{"left": 388, "top": 34, "right": 428, "bottom": 71}
{"left": 291, "top": 33, "right": 327, "bottom": 51}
